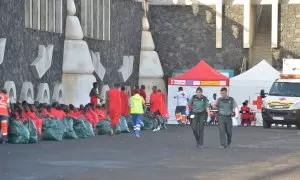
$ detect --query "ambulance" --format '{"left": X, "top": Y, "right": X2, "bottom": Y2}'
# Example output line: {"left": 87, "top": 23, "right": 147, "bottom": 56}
{"left": 261, "top": 59, "right": 300, "bottom": 129}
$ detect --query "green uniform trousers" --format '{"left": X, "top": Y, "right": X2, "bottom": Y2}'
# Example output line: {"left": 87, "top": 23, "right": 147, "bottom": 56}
{"left": 218, "top": 115, "right": 232, "bottom": 147}
{"left": 191, "top": 113, "right": 206, "bottom": 146}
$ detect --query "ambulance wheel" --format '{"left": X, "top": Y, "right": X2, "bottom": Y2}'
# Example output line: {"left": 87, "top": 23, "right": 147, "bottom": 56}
{"left": 263, "top": 120, "right": 271, "bottom": 129}
{"left": 296, "top": 124, "right": 300, "bottom": 130}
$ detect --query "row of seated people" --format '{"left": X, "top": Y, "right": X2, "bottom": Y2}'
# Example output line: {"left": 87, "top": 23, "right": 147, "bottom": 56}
{"left": 10, "top": 101, "right": 107, "bottom": 135}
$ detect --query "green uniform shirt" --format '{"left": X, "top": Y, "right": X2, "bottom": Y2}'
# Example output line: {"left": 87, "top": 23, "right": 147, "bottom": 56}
{"left": 188, "top": 95, "right": 209, "bottom": 113}
{"left": 215, "top": 96, "right": 237, "bottom": 116}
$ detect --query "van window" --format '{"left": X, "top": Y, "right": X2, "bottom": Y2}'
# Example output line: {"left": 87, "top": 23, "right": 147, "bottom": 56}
{"left": 269, "top": 82, "right": 300, "bottom": 97}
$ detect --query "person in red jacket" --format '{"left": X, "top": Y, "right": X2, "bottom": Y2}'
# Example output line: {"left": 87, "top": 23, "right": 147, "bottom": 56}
{"left": 240, "top": 101, "right": 251, "bottom": 127}
{"left": 0, "top": 89, "right": 9, "bottom": 143}
{"left": 131, "top": 85, "right": 139, "bottom": 96}
{"left": 50, "top": 102, "right": 65, "bottom": 119}
{"left": 107, "top": 83, "right": 121, "bottom": 136}
{"left": 24, "top": 105, "right": 43, "bottom": 136}
{"left": 89, "top": 82, "right": 102, "bottom": 108}
{"left": 95, "top": 104, "right": 106, "bottom": 121}
{"left": 69, "top": 104, "right": 78, "bottom": 119}
{"left": 139, "top": 85, "right": 147, "bottom": 103}
{"left": 120, "top": 86, "right": 130, "bottom": 117}
{"left": 150, "top": 86, "right": 166, "bottom": 132}
{"left": 158, "top": 89, "right": 166, "bottom": 104}
{"left": 88, "top": 105, "right": 99, "bottom": 127}
{"left": 56, "top": 105, "right": 66, "bottom": 120}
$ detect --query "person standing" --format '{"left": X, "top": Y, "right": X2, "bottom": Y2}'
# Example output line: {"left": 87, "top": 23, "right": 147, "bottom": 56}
{"left": 188, "top": 87, "right": 211, "bottom": 149}
{"left": 214, "top": 87, "right": 238, "bottom": 149}
{"left": 240, "top": 101, "right": 251, "bottom": 127}
{"left": 130, "top": 90, "right": 146, "bottom": 138}
{"left": 107, "top": 83, "right": 122, "bottom": 136}
{"left": 210, "top": 93, "right": 217, "bottom": 107}
{"left": 150, "top": 86, "right": 162, "bottom": 132}
{"left": 174, "top": 87, "right": 189, "bottom": 124}
{"left": 89, "top": 82, "right": 102, "bottom": 107}
{"left": 120, "top": 86, "right": 130, "bottom": 117}
{"left": 139, "top": 85, "right": 147, "bottom": 103}
{"left": 0, "top": 89, "right": 9, "bottom": 144}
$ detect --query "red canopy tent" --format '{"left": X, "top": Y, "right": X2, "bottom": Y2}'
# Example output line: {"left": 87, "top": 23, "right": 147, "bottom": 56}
{"left": 168, "top": 60, "right": 229, "bottom": 86}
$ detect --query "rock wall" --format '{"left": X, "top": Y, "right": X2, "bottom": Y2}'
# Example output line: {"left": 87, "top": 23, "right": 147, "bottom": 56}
{"left": 149, "top": 5, "right": 248, "bottom": 77}
{"left": 0, "top": 0, "right": 67, "bottom": 97}
{"left": 0, "top": 0, "right": 142, "bottom": 102}
{"left": 275, "top": 4, "right": 300, "bottom": 69}
{"left": 74, "top": 0, "right": 142, "bottom": 86}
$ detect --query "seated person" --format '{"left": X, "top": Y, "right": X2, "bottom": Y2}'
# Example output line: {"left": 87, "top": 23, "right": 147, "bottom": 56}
{"left": 82, "top": 106, "right": 97, "bottom": 127}
{"left": 95, "top": 104, "right": 107, "bottom": 121}
{"left": 56, "top": 105, "right": 66, "bottom": 120}
{"left": 240, "top": 101, "right": 251, "bottom": 127}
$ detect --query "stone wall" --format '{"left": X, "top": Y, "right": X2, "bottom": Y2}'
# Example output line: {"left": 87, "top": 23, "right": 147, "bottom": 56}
{"left": 0, "top": 0, "right": 142, "bottom": 102}
{"left": 0, "top": 0, "right": 67, "bottom": 97}
{"left": 149, "top": 5, "right": 248, "bottom": 77}
{"left": 276, "top": 4, "right": 300, "bottom": 68}
{"left": 74, "top": 0, "right": 142, "bottom": 86}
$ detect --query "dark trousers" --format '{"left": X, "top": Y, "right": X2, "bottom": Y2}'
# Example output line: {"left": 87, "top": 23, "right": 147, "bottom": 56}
{"left": 241, "top": 118, "right": 251, "bottom": 126}
{"left": 152, "top": 111, "right": 161, "bottom": 129}
{"left": 191, "top": 113, "right": 206, "bottom": 146}
{"left": 218, "top": 115, "right": 232, "bottom": 147}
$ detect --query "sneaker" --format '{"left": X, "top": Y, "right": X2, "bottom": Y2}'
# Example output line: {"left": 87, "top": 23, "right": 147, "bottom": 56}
{"left": 156, "top": 126, "right": 161, "bottom": 131}
{"left": 109, "top": 129, "right": 114, "bottom": 136}
{"left": 153, "top": 128, "right": 158, "bottom": 132}
{"left": 219, "top": 145, "right": 226, "bottom": 149}
{"left": 136, "top": 134, "right": 140, "bottom": 138}
{"left": 196, "top": 144, "right": 203, "bottom": 149}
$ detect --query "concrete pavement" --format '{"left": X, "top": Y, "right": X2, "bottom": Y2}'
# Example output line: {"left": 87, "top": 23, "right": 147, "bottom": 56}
{"left": 1, "top": 126, "right": 300, "bottom": 180}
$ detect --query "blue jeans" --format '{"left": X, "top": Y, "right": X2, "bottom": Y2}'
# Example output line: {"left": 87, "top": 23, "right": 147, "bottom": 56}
{"left": 131, "top": 114, "right": 142, "bottom": 135}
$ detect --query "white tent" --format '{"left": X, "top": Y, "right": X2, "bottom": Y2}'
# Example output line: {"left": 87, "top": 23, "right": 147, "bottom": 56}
{"left": 229, "top": 60, "right": 280, "bottom": 106}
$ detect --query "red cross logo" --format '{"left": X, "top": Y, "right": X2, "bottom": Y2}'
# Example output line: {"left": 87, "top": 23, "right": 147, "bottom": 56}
{"left": 253, "top": 96, "right": 263, "bottom": 110}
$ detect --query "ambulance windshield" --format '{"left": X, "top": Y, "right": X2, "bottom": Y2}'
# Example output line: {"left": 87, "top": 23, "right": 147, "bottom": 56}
{"left": 269, "top": 82, "right": 300, "bottom": 97}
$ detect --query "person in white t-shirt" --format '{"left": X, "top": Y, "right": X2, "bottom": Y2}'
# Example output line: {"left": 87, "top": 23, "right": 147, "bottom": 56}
{"left": 208, "top": 93, "right": 217, "bottom": 125}
{"left": 174, "top": 87, "right": 189, "bottom": 124}
{"left": 210, "top": 93, "right": 217, "bottom": 107}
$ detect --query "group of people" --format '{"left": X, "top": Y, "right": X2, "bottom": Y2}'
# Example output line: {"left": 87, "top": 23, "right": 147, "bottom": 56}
{"left": 90, "top": 82, "right": 168, "bottom": 137}
{"left": 174, "top": 87, "right": 239, "bottom": 149}
{"left": 0, "top": 80, "right": 243, "bottom": 148}
{"left": 0, "top": 81, "right": 170, "bottom": 143}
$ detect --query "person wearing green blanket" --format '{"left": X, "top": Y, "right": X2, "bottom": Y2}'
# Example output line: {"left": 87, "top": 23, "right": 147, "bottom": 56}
{"left": 188, "top": 87, "right": 211, "bottom": 149}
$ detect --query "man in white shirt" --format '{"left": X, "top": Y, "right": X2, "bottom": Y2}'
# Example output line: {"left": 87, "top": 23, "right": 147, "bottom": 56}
{"left": 210, "top": 93, "right": 217, "bottom": 107}
{"left": 174, "top": 87, "right": 189, "bottom": 124}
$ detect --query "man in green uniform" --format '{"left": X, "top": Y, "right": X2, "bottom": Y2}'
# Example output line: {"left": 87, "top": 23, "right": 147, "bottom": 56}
{"left": 214, "top": 87, "right": 238, "bottom": 149}
{"left": 188, "top": 87, "right": 211, "bottom": 149}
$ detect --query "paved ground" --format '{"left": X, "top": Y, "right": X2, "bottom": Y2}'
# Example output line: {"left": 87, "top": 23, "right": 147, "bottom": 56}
{"left": 2, "top": 126, "right": 300, "bottom": 180}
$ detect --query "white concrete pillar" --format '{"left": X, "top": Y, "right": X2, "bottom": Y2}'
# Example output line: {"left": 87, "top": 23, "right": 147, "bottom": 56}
{"left": 25, "top": 0, "right": 33, "bottom": 28}
{"left": 216, "top": 0, "right": 223, "bottom": 48}
{"left": 96, "top": 0, "right": 103, "bottom": 39}
{"left": 243, "top": 0, "right": 251, "bottom": 48}
{"left": 41, "top": 0, "right": 48, "bottom": 31}
{"left": 55, "top": 0, "right": 63, "bottom": 33}
{"left": 86, "top": 0, "right": 93, "bottom": 38}
{"left": 271, "top": 0, "right": 279, "bottom": 48}
{"left": 81, "top": 0, "right": 88, "bottom": 36}
{"left": 32, "top": 0, "right": 41, "bottom": 30}
{"left": 48, "top": 0, "right": 56, "bottom": 32}
{"left": 103, "top": 0, "right": 111, "bottom": 41}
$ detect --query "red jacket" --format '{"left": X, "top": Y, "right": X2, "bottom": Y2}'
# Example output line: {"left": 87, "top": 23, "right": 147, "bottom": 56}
{"left": 95, "top": 108, "right": 106, "bottom": 121}
{"left": 240, "top": 106, "right": 250, "bottom": 120}
{"left": 139, "top": 89, "right": 147, "bottom": 102}
{"left": 150, "top": 91, "right": 169, "bottom": 119}
{"left": 120, "top": 91, "right": 130, "bottom": 116}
